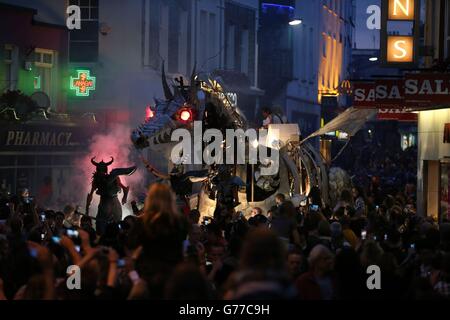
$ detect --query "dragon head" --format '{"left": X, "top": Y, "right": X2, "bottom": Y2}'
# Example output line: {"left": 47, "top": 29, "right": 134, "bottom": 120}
{"left": 131, "top": 63, "right": 247, "bottom": 152}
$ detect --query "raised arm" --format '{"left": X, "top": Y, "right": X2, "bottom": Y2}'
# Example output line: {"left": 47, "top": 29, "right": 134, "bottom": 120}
{"left": 86, "top": 184, "right": 96, "bottom": 215}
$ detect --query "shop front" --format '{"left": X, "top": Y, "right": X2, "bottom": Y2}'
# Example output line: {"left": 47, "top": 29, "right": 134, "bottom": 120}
{"left": 418, "top": 109, "right": 450, "bottom": 221}
{"left": 352, "top": 73, "right": 450, "bottom": 220}
{"left": 440, "top": 159, "right": 450, "bottom": 221}
{"left": 0, "top": 121, "right": 99, "bottom": 207}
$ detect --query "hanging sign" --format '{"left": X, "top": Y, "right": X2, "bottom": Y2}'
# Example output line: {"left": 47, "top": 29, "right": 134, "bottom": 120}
{"left": 381, "top": 0, "right": 420, "bottom": 66}
{"left": 70, "top": 69, "right": 96, "bottom": 97}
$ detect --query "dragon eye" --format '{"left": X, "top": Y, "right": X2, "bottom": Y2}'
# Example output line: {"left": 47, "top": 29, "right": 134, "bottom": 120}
{"left": 145, "top": 106, "right": 154, "bottom": 121}
{"left": 180, "top": 110, "right": 191, "bottom": 121}
{"left": 179, "top": 108, "right": 193, "bottom": 122}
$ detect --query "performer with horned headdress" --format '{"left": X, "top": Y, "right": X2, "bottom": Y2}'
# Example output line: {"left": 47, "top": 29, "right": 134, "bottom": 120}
{"left": 86, "top": 157, "right": 136, "bottom": 234}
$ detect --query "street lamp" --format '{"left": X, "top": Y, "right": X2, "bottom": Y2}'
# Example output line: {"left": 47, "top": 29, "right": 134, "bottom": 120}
{"left": 369, "top": 56, "right": 378, "bottom": 61}
{"left": 289, "top": 18, "right": 302, "bottom": 26}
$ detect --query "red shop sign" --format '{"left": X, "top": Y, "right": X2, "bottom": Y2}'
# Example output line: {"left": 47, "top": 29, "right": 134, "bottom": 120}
{"left": 404, "top": 73, "right": 450, "bottom": 106}
{"left": 353, "top": 73, "right": 450, "bottom": 109}
{"left": 378, "top": 109, "right": 418, "bottom": 122}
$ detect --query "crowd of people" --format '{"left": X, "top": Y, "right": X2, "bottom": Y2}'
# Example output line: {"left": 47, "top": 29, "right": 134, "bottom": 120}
{"left": 339, "top": 142, "right": 418, "bottom": 201}
{"left": 0, "top": 158, "right": 449, "bottom": 300}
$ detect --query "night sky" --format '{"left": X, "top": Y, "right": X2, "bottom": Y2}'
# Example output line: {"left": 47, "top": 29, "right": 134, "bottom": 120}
{"left": 355, "top": 0, "right": 381, "bottom": 49}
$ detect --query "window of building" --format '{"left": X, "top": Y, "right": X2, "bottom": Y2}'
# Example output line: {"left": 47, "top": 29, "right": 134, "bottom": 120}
{"left": 401, "top": 133, "right": 416, "bottom": 150}
{"left": 5, "top": 46, "right": 12, "bottom": 62}
{"left": 69, "top": 0, "right": 99, "bottom": 62}
{"left": 199, "top": 10, "right": 208, "bottom": 70}
{"left": 446, "top": 0, "right": 450, "bottom": 59}
{"left": 440, "top": 160, "right": 450, "bottom": 221}
{"left": 309, "top": 28, "right": 314, "bottom": 80}
{"left": 225, "top": 3, "right": 256, "bottom": 82}
{"left": 226, "top": 24, "right": 235, "bottom": 69}
{"left": 199, "top": 11, "right": 219, "bottom": 72}
{"left": 146, "top": 0, "right": 161, "bottom": 69}
{"left": 301, "top": 25, "right": 307, "bottom": 81}
{"left": 241, "top": 28, "right": 249, "bottom": 74}
{"left": 3, "top": 44, "right": 17, "bottom": 92}
{"left": 145, "top": 0, "right": 190, "bottom": 74}
{"left": 209, "top": 13, "right": 218, "bottom": 70}
{"left": 4, "top": 45, "right": 12, "bottom": 92}
{"left": 168, "top": 4, "right": 180, "bottom": 73}
{"left": 34, "top": 49, "right": 53, "bottom": 68}
{"left": 142, "top": 0, "right": 179, "bottom": 70}
{"left": 322, "top": 35, "right": 327, "bottom": 57}
{"left": 33, "top": 48, "right": 57, "bottom": 107}
{"left": 158, "top": 2, "right": 170, "bottom": 70}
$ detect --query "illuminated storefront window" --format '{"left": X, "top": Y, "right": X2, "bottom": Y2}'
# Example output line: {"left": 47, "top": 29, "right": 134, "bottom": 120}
{"left": 401, "top": 133, "right": 416, "bottom": 150}
{"left": 441, "top": 161, "right": 450, "bottom": 221}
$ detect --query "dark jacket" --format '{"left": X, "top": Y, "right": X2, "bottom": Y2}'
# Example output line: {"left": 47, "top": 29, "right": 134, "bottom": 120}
{"left": 128, "top": 214, "right": 189, "bottom": 298}
{"left": 295, "top": 271, "right": 336, "bottom": 300}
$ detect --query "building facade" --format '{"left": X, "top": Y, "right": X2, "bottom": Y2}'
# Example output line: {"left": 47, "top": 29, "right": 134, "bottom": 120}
{"left": 259, "top": 0, "right": 355, "bottom": 141}
{"left": 0, "top": 3, "right": 102, "bottom": 204}
{"left": 0, "top": 0, "right": 261, "bottom": 125}
{"left": 417, "top": 0, "right": 450, "bottom": 221}
{"left": 0, "top": 2, "right": 68, "bottom": 111}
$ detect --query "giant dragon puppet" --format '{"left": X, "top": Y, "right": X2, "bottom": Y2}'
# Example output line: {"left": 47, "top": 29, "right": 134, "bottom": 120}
{"left": 131, "top": 64, "right": 351, "bottom": 218}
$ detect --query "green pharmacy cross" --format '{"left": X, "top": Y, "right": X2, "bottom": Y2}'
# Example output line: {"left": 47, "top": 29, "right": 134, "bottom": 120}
{"left": 70, "top": 70, "right": 96, "bottom": 97}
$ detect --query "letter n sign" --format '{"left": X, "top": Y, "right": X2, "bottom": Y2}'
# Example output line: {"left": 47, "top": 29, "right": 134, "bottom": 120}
{"left": 380, "top": 0, "right": 420, "bottom": 67}
{"left": 70, "top": 69, "right": 96, "bottom": 97}
{"left": 388, "top": 0, "right": 415, "bottom": 20}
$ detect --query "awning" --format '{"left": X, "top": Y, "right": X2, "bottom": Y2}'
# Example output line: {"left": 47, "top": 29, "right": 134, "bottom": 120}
{"left": 302, "top": 107, "right": 378, "bottom": 143}
{"left": 211, "top": 70, "right": 265, "bottom": 96}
